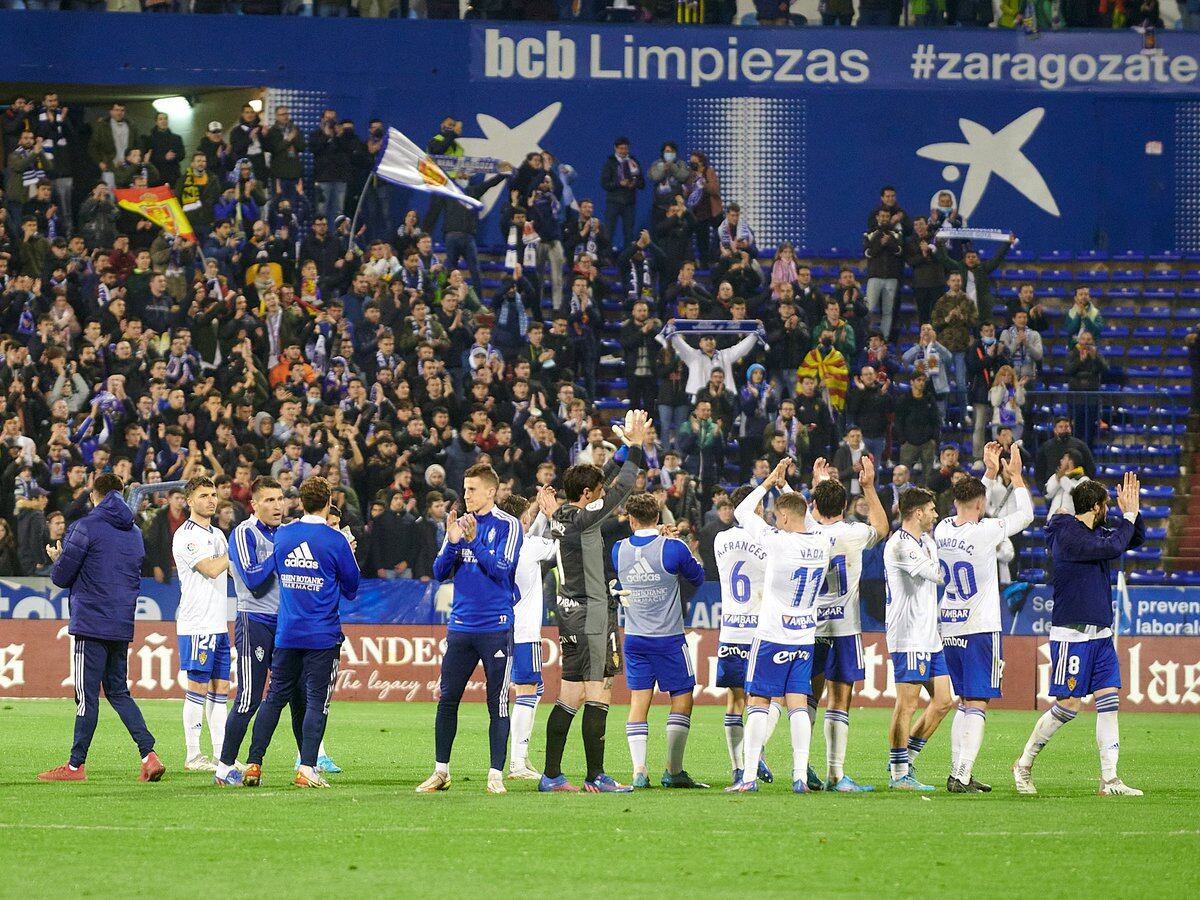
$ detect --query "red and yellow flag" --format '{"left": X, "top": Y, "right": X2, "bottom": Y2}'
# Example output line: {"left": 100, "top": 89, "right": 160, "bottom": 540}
{"left": 114, "top": 185, "right": 196, "bottom": 242}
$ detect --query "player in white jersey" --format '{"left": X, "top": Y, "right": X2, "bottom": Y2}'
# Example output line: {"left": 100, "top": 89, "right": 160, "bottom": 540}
{"left": 883, "top": 486, "right": 951, "bottom": 792}
{"left": 713, "top": 484, "right": 783, "bottom": 787}
{"left": 497, "top": 488, "right": 559, "bottom": 780}
{"left": 807, "top": 454, "right": 889, "bottom": 793}
{"left": 935, "top": 444, "right": 1033, "bottom": 793}
{"left": 726, "top": 458, "right": 834, "bottom": 794}
{"left": 172, "top": 476, "right": 232, "bottom": 772}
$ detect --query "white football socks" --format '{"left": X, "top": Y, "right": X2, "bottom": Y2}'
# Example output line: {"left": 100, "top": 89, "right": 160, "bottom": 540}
{"left": 205, "top": 691, "right": 227, "bottom": 760}
{"left": 1095, "top": 694, "right": 1121, "bottom": 781}
{"left": 1018, "top": 703, "right": 1076, "bottom": 768}
{"left": 957, "top": 707, "right": 986, "bottom": 785}
{"left": 665, "top": 712, "right": 690, "bottom": 775}
{"left": 510, "top": 693, "right": 539, "bottom": 767}
{"left": 742, "top": 705, "right": 769, "bottom": 784}
{"left": 824, "top": 709, "right": 849, "bottom": 782}
{"left": 183, "top": 689, "right": 205, "bottom": 758}
{"left": 789, "top": 706, "right": 812, "bottom": 784}
{"left": 724, "top": 712, "right": 744, "bottom": 770}
{"left": 626, "top": 720, "right": 648, "bottom": 773}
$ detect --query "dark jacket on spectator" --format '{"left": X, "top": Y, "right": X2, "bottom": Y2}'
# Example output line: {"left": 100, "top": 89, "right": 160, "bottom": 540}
{"left": 864, "top": 225, "right": 904, "bottom": 280}
{"left": 895, "top": 389, "right": 940, "bottom": 447}
{"left": 846, "top": 380, "right": 893, "bottom": 440}
{"left": 1065, "top": 347, "right": 1109, "bottom": 392}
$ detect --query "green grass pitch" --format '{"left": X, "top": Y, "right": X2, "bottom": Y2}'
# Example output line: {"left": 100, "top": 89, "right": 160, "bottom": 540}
{"left": 1, "top": 700, "right": 1196, "bottom": 897}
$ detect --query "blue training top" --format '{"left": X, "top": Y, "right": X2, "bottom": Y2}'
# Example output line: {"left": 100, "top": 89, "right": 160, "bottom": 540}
{"left": 273, "top": 515, "right": 361, "bottom": 650}
{"left": 433, "top": 506, "right": 523, "bottom": 633}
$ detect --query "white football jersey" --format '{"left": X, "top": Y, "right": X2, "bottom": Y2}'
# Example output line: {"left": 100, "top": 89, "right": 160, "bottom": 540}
{"left": 714, "top": 525, "right": 767, "bottom": 645}
{"left": 807, "top": 515, "right": 879, "bottom": 638}
{"left": 935, "top": 486, "right": 1034, "bottom": 637}
{"left": 514, "top": 532, "right": 556, "bottom": 644}
{"left": 734, "top": 488, "right": 833, "bottom": 647}
{"left": 173, "top": 518, "right": 230, "bottom": 636}
{"left": 884, "top": 529, "right": 944, "bottom": 654}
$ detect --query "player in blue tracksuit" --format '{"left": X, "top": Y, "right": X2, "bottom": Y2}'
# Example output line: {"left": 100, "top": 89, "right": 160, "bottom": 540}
{"left": 245, "top": 477, "right": 360, "bottom": 789}
{"left": 417, "top": 462, "right": 523, "bottom": 795}
{"left": 38, "top": 473, "right": 165, "bottom": 783}
{"left": 1014, "top": 474, "right": 1145, "bottom": 797}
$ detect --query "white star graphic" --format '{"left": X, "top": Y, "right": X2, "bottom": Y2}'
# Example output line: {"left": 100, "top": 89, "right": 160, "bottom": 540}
{"left": 917, "top": 108, "right": 1060, "bottom": 220}
{"left": 457, "top": 102, "right": 563, "bottom": 218}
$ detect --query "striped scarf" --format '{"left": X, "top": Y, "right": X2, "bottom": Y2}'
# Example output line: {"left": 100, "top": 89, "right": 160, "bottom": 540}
{"left": 798, "top": 346, "right": 849, "bottom": 412}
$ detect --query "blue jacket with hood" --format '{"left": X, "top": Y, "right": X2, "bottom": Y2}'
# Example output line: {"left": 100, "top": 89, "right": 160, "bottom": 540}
{"left": 52, "top": 490, "right": 146, "bottom": 642}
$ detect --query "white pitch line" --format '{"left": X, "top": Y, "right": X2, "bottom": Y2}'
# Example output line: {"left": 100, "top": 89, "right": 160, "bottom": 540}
{"left": 963, "top": 829, "right": 1200, "bottom": 837}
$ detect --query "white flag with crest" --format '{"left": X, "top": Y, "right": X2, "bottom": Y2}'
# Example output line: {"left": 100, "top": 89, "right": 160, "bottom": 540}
{"left": 373, "top": 127, "right": 483, "bottom": 210}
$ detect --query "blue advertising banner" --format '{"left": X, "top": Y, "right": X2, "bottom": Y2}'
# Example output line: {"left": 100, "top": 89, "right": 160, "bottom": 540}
{"left": 0, "top": 14, "right": 1196, "bottom": 252}
{"left": 5, "top": 576, "right": 1198, "bottom": 638}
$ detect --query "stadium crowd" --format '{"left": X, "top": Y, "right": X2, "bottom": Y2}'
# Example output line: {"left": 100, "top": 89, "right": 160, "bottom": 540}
{"left": 0, "top": 0, "right": 1185, "bottom": 30}
{"left": 0, "top": 94, "right": 1131, "bottom": 587}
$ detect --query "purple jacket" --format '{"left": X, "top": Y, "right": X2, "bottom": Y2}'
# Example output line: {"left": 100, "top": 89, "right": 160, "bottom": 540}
{"left": 52, "top": 491, "right": 146, "bottom": 642}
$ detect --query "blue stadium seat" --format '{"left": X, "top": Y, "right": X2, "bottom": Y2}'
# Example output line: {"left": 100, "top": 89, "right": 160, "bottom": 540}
{"left": 595, "top": 398, "right": 630, "bottom": 410}
{"left": 1169, "top": 571, "right": 1200, "bottom": 586}
{"left": 1149, "top": 250, "right": 1182, "bottom": 262}
{"left": 1040, "top": 269, "right": 1072, "bottom": 283}
{"left": 1075, "top": 269, "right": 1107, "bottom": 283}
{"left": 1132, "top": 325, "right": 1167, "bottom": 339}
{"left": 1128, "top": 569, "right": 1167, "bottom": 585}
{"left": 1125, "top": 547, "right": 1163, "bottom": 561}
{"left": 1018, "top": 568, "right": 1046, "bottom": 584}
{"left": 1106, "top": 286, "right": 1140, "bottom": 299}
{"left": 1101, "top": 325, "right": 1131, "bottom": 338}
{"left": 1147, "top": 268, "right": 1181, "bottom": 282}
{"left": 1076, "top": 249, "right": 1110, "bottom": 263}
{"left": 1039, "top": 249, "right": 1072, "bottom": 264}
{"left": 1109, "top": 269, "right": 1142, "bottom": 283}
{"left": 1144, "top": 287, "right": 1177, "bottom": 300}
{"left": 1106, "top": 305, "right": 1136, "bottom": 319}
{"left": 1112, "top": 250, "right": 1146, "bottom": 263}
{"left": 1126, "top": 344, "right": 1159, "bottom": 358}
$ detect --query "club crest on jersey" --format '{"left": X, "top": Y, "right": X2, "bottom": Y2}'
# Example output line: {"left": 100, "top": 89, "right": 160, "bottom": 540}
{"left": 284, "top": 541, "right": 321, "bottom": 569}
{"left": 198, "top": 650, "right": 208, "bottom": 665}
{"left": 918, "top": 661, "right": 927, "bottom": 676}
{"left": 1067, "top": 675, "right": 1077, "bottom": 691}
{"left": 255, "top": 645, "right": 265, "bottom": 662}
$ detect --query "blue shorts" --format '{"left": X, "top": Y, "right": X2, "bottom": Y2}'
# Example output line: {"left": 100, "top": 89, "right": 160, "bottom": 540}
{"left": 891, "top": 649, "right": 949, "bottom": 684}
{"left": 178, "top": 632, "right": 231, "bottom": 683}
{"left": 1049, "top": 635, "right": 1121, "bottom": 698}
{"left": 511, "top": 640, "right": 543, "bottom": 686}
{"left": 624, "top": 634, "right": 695, "bottom": 695}
{"left": 715, "top": 642, "right": 751, "bottom": 689}
{"left": 813, "top": 634, "right": 865, "bottom": 684}
{"left": 745, "top": 639, "right": 814, "bottom": 698}
{"left": 943, "top": 632, "right": 1002, "bottom": 699}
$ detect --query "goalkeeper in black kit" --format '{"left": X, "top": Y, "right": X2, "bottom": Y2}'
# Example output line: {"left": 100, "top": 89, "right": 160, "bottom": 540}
{"left": 538, "top": 409, "right": 650, "bottom": 794}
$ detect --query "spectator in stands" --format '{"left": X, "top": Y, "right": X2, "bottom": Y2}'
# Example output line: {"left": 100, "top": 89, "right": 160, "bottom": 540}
{"left": 903, "top": 323, "right": 952, "bottom": 421}
{"left": 793, "top": 265, "right": 825, "bottom": 322}
{"left": 619, "top": 299, "right": 660, "bottom": 414}
{"left": 1064, "top": 330, "right": 1108, "bottom": 447}
{"left": 1064, "top": 286, "right": 1104, "bottom": 344}
{"left": 678, "top": 398, "right": 724, "bottom": 511}
{"left": 855, "top": 331, "right": 898, "bottom": 384}
{"left": 794, "top": 374, "right": 836, "bottom": 472}
{"left": 1188, "top": 328, "right": 1200, "bottom": 414}
{"left": 926, "top": 443, "right": 962, "bottom": 497}
{"left": 883, "top": 463, "right": 912, "bottom": 526}
{"left": 867, "top": 185, "right": 910, "bottom": 235}
{"left": 716, "top": 203, "right": 756, "bottom": 259}
{"left": 895, "top": 371, "right": 939, "bottom": 485}
{"left": 698, "top": 498, "right": 735, "bottom": 578}
{"left": 0, "top": 517, "right": 19, "bottom": 576}
{"left": 813, "top": 298, "right": 856, "bottom": 360}
{"left": 666, "top": 321, "right": 759, "bottom": 402}
{"left": 863, "top": 207, "right": 903, "bottom": 341}
{"left": 820, "top": 0, "right": 854, "bottom": 24}
{"left": 768, "top": 242, "right": 798, "bottom": 301}
{"left": 905, "top": 216, "right": 946, "bottom": 324}
{"left": 653, "top": 195, "right": 695, "bottom": 288}
{"left": 88, "top": 102, "right": 139, "bottom": 190}
{"left": 738, "top": 363, "right": 777, "bottom": 475}
{"left": 1012, "top": 282, "right": 1050, "bottom": 335}
{"left": 1045, "top": 448, "right": 1087, "bottom": 517}
{"left": 686, "top": 151, "right": 722, "bottom": 268}
{"left": 966, "top": 321, "right": 1012, "bottom": 456}
{"left": 937, "top": 235, "right": 1014, "bottom": 325}
{"left": 931, "top": 273, "right": 977, "bottom": 420}
{"left": 989, "top": 364, "right": 1027, "bottom": 442}
{"left": 999, "top": 309, "right": 1043, "bottom": 383}
{"left": 833, "top": 425, "right": 868, "bottom": 495}
{"left": 365, "top": 489, "right": 416, "bottom": 580}
{"left": 600, "top": 136, "right": 643, "bottom": 252}
{"left": 1034, "top": 415, "right": 1096, "bottom": 488}
{"left": 764, "top": 295, "right": 810, "bottom": 397}
{"left": 926, "top": 190, "right": 966, "bottom": 258}
{"left": 648, "top": 142, "right": 689, "bottom": 230}
{"left": 845, "top": 365, "right": 891, "bottom": 467}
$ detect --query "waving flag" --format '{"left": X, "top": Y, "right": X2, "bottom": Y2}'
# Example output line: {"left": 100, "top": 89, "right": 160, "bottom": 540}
{"left": 374, "top": 127, "right": 483, "bottom": 210}
{"left": 114, "top": 185, "right": 196, "bottom": 242}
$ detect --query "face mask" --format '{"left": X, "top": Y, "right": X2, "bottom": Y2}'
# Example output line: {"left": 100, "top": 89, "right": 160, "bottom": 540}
{"left": 938, "top": 204, "right": 953, "bottom": 214}
{"left": 983, "top": 336, "right": 996, "bottom": 347}
{"left": 663, "top": 152, "right": 676, "bottom": 162}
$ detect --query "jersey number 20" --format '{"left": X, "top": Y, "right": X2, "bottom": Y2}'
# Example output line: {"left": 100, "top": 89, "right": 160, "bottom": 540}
{"left": 939, "top": 560, "right": 978, "bottom": 600}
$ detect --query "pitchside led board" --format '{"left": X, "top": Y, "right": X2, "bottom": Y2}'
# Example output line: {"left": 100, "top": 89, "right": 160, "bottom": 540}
{"left": 2, "top": 13, "right": 1199, "bottom": 253}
